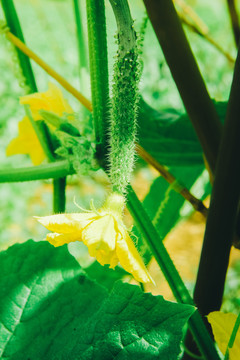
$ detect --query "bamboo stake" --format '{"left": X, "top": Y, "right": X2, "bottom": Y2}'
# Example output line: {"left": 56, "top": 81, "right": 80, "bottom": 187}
{"left": 6, "top": 31, "right": 92, "bottom": 112}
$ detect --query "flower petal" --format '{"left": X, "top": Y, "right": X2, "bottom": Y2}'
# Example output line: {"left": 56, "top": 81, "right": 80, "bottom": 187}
{"left": 6, "top": 117, "right": 45, "bottom": 165}
{"left": 35, "top": 213, "right": 95, "bottom": 233}
{"left": 7, "top": 83, "right": 74, "bottom": 166}
{"left": 20, "top": 82, "right": 73, "bottom": 120}
{"left": 47, "top": 232, "right": 81, "bottom": 247}
{"left": 82, "top": 215, "right": 117, "bottom": 253}
{"left": 116, "top": 231, "right": 154, "bottom": 284}
{"left": 94, "top": 249, "right": 119, "bottom": 268}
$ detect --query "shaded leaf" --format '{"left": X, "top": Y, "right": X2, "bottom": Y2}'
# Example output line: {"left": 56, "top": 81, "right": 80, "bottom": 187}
{"left": 84, "top": 261, "right": 128, "bottom": 290}
{"left": 135, "top": 166, "right": 210, "bottom": 263}
{"left": 144, "top": 166, "right": 210, "bottom": 237}
{"left": 138, "top": 98, "right": 226, "bottom": 167}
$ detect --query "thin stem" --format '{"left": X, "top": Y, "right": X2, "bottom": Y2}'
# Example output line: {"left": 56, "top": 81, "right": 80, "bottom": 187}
{"left": 174, "top": 0, "right": 208, "bottom": 34}
{"left": 143, "top": 0, "right": 222, "bottom": 174}
{"left": 226, "top": 0, "right": 240, "bottom": 47}
{"left": 109, "top": 0, "right": 136, "bottom": 55}
{"left": 6, "top": 31, "right": 92, "bottom": 111}
{"left": 136, "top": 145, "right": 208, "bottom": 218}
{"left": 72, "top": 0, "right": 89, "bottom": 122}
{"left": 53, "top": 177, "right": 66, "bottom": 213}
{"left": 126, "top": 186, "right": 220, "bottom": 360}
{"left": 86, "top": 0, "right": 110, "bottom": 159}
{"left": 35, "top": 117, "right": 67, "bottom": 213}
{"left": 1, "top": 0, "right": 37, "bottom": 93}
{"left": 72, "top": 0, "right": 88, "bottom": 71}
{"left": 24, "top": 105, "right": 55, "bottom": 163}
{"left": 182, "top": 344, "right": 203, "bottom": 360}
{"left": 179, "top": 14, "right": 235, "bottom": 65}
{"left": 127, "top": 186, "right": 193, "bottom": 303}
{"left": 27, "top": 111, "right": 67, "bottom": 213}
{"left": 0, "top": 161, "right": 73, "bottom": 183}
{"left": 224, "top": 313, "right": 240, "bottom": 360}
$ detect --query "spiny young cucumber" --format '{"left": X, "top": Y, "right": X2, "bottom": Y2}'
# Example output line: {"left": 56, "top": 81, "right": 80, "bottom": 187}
{"left": 109, "top": 0, "right": 141, "bottom": 195}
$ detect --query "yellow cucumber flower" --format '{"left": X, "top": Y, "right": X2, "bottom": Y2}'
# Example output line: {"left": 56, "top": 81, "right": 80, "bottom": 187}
{"left": 19, "top": 82, "right": 73, "bottom": 119}
{"left": 6, "top": 116, "right": 46, "bottom": 165}
{"left": 35, "top": 192, "right": 154, "bottom": 284}
{"left": 6, "top": 83, "right": 73, "bottom": 165}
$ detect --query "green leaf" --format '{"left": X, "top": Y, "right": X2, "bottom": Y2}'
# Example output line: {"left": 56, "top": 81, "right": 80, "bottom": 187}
{"left": 134, "top": 165, "right": 210, "bottom": 263}
{"left": 144, "top": 166, "right": 210, "bottom": 237}
{"left": 84, "top": 261, "right": 128, "bottom": 290}
{"left": 0, "top": 240, "right": 195, "bottom": 360}
{"left": 138, "top": 98, "right": 226, "bottom": 167}
{"left": 57, "top": 281, "right": 195, "bottom": 360}
{"left": 0, "top": 240, "right": 101, "bottom": 360}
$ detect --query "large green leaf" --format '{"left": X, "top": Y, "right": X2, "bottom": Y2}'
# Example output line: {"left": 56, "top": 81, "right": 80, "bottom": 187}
{"left": 0, "top": 240, "right": 195, "bottom": 360}
{"left": 0, "top": 240, "right": 106, "bottom": 360}
{"left": 55, "top": 281, "right": 195, "bottom": 360}
{"left": 138, "top": 98, "right": 226, "bottom": 167}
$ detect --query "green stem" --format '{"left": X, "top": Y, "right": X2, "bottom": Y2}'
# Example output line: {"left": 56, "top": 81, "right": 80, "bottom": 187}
{"left": 72, "top": 0, "right": 88, "bottom": 71}
{"left": 224, "top": 313, "right": 240, "bottom": 360}
{"left": 72, "top": 0, "right": 90, "bottom": 122}
{"left": 0, "top": 161, "right": 73, "bottom": 183}
{"left": 25, "top": 107, "right": 67, "bottom": 213}
{"left": 143, "top": 0, "right": 222, "bottom": 174}
{"left": 109, "top": 0, "right": 136, "bottom": 55}
{"left": 1, "top": 0, "right": 37, "bottom": 93}
{"left": 26, "top": 102, "right": 67, "bottom": 215}
{"left": 86, "top": 0, "right": 110, "bottom": 161}
{"left": 53, "top": 177, "right": 66, "bottom": 213}
{"left": 24, "top": 105, "right": 55, "bottom": 163}
{"left": 126, "top": 185, "right": 220, "bottom": 360}
{"left": 127, "top": 186, "right": 193, "bottom": 303}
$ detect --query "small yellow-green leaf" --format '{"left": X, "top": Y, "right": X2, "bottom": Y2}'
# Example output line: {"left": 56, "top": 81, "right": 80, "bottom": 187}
{"left": 207, "top": 311, "right": 240, "bottom": 360}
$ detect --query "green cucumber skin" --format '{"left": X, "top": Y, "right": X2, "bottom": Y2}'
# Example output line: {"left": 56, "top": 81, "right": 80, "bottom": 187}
{"left": 109, "top": 46, "right": 140, "bottom": 195}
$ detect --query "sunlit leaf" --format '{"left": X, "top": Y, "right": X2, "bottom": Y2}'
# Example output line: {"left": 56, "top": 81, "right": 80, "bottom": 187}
{"left": 0, "top": 240, "right": 195, "bottom": 360}
{"left": 208, "top": 311, "right": 240, "bottom": 360}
